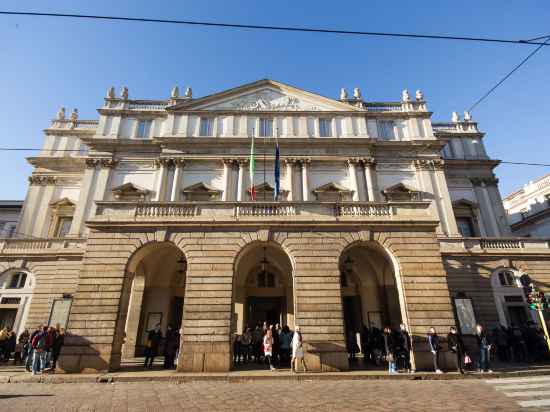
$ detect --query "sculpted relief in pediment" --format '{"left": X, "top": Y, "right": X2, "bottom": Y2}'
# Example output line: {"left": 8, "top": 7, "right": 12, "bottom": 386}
{"left": 205, "top": 89, "right": 323, "bottom": 111}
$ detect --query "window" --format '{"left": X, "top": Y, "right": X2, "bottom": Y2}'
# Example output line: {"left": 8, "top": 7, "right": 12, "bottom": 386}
{"left": 136, "top": 120, "right": 152, "bottom": 139}
{"left": 377, "top": 120, "right": 395, "bottom": 139}
{"left": 257, "top": 272, "right": 275, "bottom": 288}
{"left": 55, "top": 216, "right": 73, "bottom": 237}
{"left": 456, "top": 217, "right": 475, "bottom": 237}
{"left": 199, "top": 117, "right": 213, "bottom": 136}
{"left": 259, "top": 118, "right": 273, "bottom": 137}
{"left": 8, "top": 272, "right": 27, "bottom": 289}
{"left": 319, "top": 118, "right": 332, "bottom": 137}
{"left": 498, "top": 270, "right": 516, "bottom": 287}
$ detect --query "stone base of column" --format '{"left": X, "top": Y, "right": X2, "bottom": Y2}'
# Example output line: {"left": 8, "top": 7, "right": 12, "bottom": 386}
{"left": 303, "top": 342, "right": 349, "bottom": 372}
{"left": 177, "top": 342, "right": 231, "bottom": 372}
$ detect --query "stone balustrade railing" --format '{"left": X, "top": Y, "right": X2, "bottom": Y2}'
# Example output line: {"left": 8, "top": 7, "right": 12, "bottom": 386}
{"left": 439, "top": 236, "right": 550, "bottom": 254}
{"left": 0, "top": 238, "right": 87, "bottom": 255}
{"left": 94, "top": 200, "right": 432, "bottom": 225}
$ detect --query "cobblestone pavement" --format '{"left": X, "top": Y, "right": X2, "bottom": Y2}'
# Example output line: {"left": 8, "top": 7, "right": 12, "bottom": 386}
{"left": 0, "top": 379, "right": 538, "bottom": 412}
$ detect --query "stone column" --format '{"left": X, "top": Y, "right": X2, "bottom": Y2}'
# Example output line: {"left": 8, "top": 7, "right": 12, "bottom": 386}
{"left": 415, "top": 159, "right": 445, "bottom": 235}
{"left": 284, "top": 158, "right": 295, "bottom": 201}
{"left": 170, "top": 159, "right": 185, "bottom": 201}
{"left": 154, "top": 158, "right": 171, "bottom": 201}
{"left": 363, "top": 158, "right": 378, "bottom": 201}
{"left": 70, "top": 159, "right": 98, "bottom": 236}
{"left": 236, "top": 160, "right": 247, "bottom": 201}
{"left": 221, "top": 159, "right": 232, "bottom": 201}
{"left": 347, "top": 159, "right": 359, "bottom": 201}
{"left": 301, "top": 158, "right": 311, "bottom": 201}
{"left": 432, "top": 159, "right": 459, "bottom": 235}
{"left": 486, "top": 177, "right": 512, "bottom": 236}
{"left": 30, "top": 177, "right": 57, "bottom": 238}
{"left": 121, "top": 270, "right": 145, "bottom": 358}
{"left": 471, "top": 177, "right": 500, "bottom": 237}
{"left": 88, "top": 158, "right": 117, "bottom": 220}
{"left": 19, "top": 178, "right": 47, "bottom": 237}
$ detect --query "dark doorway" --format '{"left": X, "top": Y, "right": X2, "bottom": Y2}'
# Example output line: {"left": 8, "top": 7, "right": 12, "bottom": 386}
{"left": 169, "top": 297, "right": 184, "bottom": 331}
{"left": 508, "top": 306, "right": 529, "bottom": 326}
{"left": 247, "top": 297, "right": 282, "bottom": 328}
{"left": 343, "top": 296, "right": 363, "bottom": 334}
{"left": 0, "top": 309, "right": 17, "bottom": 329}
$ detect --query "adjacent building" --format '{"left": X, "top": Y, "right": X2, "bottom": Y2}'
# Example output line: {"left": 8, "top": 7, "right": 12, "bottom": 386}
{"left": 504, "top": 174, "right": 550, "bottom": 237}
{"left": 0, "top": 79, "right": 548, "bottom": 373}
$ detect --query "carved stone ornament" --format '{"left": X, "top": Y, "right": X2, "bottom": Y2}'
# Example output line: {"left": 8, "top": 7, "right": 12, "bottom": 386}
{"left": 353, "top": 87, "right": 362, "bottom": 99}
{"left": 182, "top": 182, "right": 222, "bottom": 201}
{"left": 231, "top": 90, "right": 317, "bottom": 111}
{"left": 56, "top": 107, "right": 66, "bottom": 120}
{"left": 414, "top": 159, "right": 444, "bottom": 171}
{"left": 28, "top": 175, "right": 57, "bottom": 185}
{"left": 107, "top": 87, "right": 116, "bottom": 99}
{"left": 171, "top": 86, "right": 179, "bottom": 98}
{"left": 185, "top": 87, "right": 192, "bottom": 98}
{"left": 121, "top": 86, "right": 129, "bottom": 100}
{"left": 247, "top": 182, "right": 289, "bottom": 201}
{"left": 401, "top": 89, "right": 411, "bottom": 102}
{"left": 381, "top": 183, "right": 422, "bottom": 201}
{"left": 452, "top": 111, "right": 460, "bottom": 123}
{"left": 340, "top": 88, "right": 348, "bottom": 100}
{"left": 112, "top": 182, "right": 150, "bottom": 200}
{"left": 99, "top": 158, "right": 118, "bottom": 168}
{"left": 312, "top": 182, "right": 353, "bottom": 202}
{"left": 464, "top": 111, "right": 472, "bottom": 121}
{"left": 360, "top": 157, "right": 377, "bottom": 168}
{"left": 470, "top": 176, "right": 498, "bottom": 186}
{"left": 69, "top": 108, "right": 78, "bottom": 129}
{"left": 415, "top": 90, "right": 424, "bottom": 101}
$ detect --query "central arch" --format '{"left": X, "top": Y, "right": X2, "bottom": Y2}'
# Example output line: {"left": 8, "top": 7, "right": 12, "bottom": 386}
{"left": 232, "top": 241, "right": 294, "bottom": 368}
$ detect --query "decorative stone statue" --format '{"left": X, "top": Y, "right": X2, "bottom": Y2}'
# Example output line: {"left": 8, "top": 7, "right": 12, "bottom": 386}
{"left": 463, "top": 111, "right": 472, "bottom": 121}
{"left": 56, "top": 107, "right": 66, "bottom": 120}
{"left": 401, "top": 89, "right": 410, "bottom": 102}
{"left": 70, "top": 108, "right": 78, "bottom": 122}
{"left": 107, "top": 87, "right": 115, "bottom": 99}
{"left": 353, "top": 87, "right": 362, "bottom": 99}
{"left": 185, "top": 87, "right": 192, "bottom": 98}
{"left": 171, "top": 86, "right": 179, "bottom": 98}
{"left": 340, "top": 88, "right": 348, "bottom": 100}
{"left": 121, "top": 86, "right": 129, "bottom": 100}
{"left": 452, "top": 111, "right": 460, "bottom": 122}
{"left": 415, "top": 90, "right": 424, "bottom": 101}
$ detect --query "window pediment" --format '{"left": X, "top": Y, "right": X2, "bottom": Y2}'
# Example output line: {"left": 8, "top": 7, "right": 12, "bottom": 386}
{"left": 312, "top": 182, "right": 353, "bottom": 202}
{"left": 182, "top": 182, "right": 221, "bottom": 201}
{"left": 381, "top": 183, "right": 421, "bottom": 201}
{"left": 112, "top": 182, "right": 150, "bottom": 200}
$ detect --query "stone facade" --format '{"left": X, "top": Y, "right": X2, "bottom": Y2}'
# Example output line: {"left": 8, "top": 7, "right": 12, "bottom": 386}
{"left": 1, "top": 79, "right": 549, "bottom": 373}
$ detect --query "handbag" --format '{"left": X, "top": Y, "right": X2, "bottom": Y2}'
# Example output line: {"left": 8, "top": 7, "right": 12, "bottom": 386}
{"left": 464, "top": 354, "right": 472, "bottom": 365}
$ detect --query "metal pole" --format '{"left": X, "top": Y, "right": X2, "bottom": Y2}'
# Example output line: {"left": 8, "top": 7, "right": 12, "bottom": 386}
{"left": 537, "top": 308, "right": 550, "bottom": 352}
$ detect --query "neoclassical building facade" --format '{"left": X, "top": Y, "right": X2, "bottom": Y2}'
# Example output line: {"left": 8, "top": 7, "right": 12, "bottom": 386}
{"left": 1, "top": 79, "right": 549, "bottom": 373}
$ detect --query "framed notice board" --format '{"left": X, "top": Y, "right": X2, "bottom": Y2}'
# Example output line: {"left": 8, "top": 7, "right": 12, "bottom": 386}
{"left": 48, "top": 298, "right": 73, "bottom": 329}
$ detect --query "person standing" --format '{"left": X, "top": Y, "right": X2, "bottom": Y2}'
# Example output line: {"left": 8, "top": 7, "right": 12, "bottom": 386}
{"left": 144, "top": 324, "right": 163, "bottom": 368}
{"left": 50, "top": 327, "right": 65, "bottom": 372}
{"left": 18, "top": 329, "right": 30, "bottom": 365}
{"left": 263, "top": 329, "right": 275, "bottom": 371}
{"left": 475, "top": 324, "right": 493, "bottom": 373}
{"left": 427, "top": 327, "right": 443, "bottom": 374}
{"left": 397, "top": 323, "right": 413, "bottom": 373}
{"left": 383, "top": 327, "right": 396, "bottom": 374}
{"left": 44, "top": 326, "right": 56, "bottom": 370}
{"left": 447, "top": 326, "right": 465, "bottom": 374}
{"left": 241, "top": 327, "right": 252, "bottom": 364}
{"left": 163, "top": 325, "right": 179, "bottom": 369}
{"left": 26, "top": 325, "right": 42, "bottom": 372}
{"left": 291, "top": 325, "right": 307, "bottom": 373}
{"left": 279, "top": 325, "right": 291, "bottom": 367}
{"left": 31, "top": 326, "right": 48, "bottom": 375}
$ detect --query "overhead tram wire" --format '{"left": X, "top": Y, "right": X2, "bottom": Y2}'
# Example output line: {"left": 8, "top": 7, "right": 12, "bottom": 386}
{"left": 0, "top": 146, "right": 549, "bottom": 168}
{"left": 1, "top": 11, "right": 549, "bottom": 47}
{"left": 468, "top": 35, "right": 550, "bottom": 112}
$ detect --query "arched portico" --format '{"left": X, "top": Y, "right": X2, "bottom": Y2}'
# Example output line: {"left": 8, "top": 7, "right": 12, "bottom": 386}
{"left": 121, "top": 241, "right": 187, "bottom": 360}
{"left": 0, "top": 268, "right": 34, "bottom": 336}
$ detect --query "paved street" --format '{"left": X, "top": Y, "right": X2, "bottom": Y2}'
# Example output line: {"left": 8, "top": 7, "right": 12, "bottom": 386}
{"left": 1, "top": 378, "right": 546, "bottom": 412}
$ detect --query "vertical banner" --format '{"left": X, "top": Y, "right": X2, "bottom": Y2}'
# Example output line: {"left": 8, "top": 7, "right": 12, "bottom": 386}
{"left": 274, "top": 137, "right": 280, "bottom": 200}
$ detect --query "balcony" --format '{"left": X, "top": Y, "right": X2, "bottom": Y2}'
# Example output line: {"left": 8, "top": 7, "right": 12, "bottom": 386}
{"left": 0, "top": 238, "right": 87, "bottom": 256}
{"left": 92, "top": 200, "right": 434, "bottom": 226}
{"left": 439, "top": 236, "right": 550, "bottom": 255}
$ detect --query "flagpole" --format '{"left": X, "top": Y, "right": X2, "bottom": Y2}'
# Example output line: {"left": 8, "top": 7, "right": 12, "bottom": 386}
{"left": 263, "top": 127, "right": 266, "bottom": 201}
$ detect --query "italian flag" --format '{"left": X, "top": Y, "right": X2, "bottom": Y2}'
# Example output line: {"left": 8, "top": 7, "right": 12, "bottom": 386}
{"left": 249, "top": 133, "right": 256, "bottom": 200}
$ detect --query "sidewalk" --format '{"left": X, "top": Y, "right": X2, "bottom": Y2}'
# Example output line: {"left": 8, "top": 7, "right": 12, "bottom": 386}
{"left": 1, "top": 363, "right": 550, "bottom": 384}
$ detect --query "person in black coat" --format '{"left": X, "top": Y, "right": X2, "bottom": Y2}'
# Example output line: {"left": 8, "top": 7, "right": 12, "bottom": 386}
{"left": 447, "top": 326, "right": 465, "bottom": 374}
{"left": 163, "top": 325, "right": 179, "bottom": 369}
{"left": 144, "top": 324, "right": 163, "bottom": 368}
{"left": 51, "top": 327, "right": 65, "bottom": 371}
{"left": 383, "top": 326, "right": 397, "bottom": 374}
{"left": 427, "top": 327, "right": 443, "bottom": 373}
{"left": 396, "top": 323, "right": 413, "bottom": 373}
{"left": 475, "top": 324, "right": 492, "bottom": 373}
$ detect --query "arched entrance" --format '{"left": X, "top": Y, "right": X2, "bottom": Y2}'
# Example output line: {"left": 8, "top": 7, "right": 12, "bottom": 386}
{"left": 339, "top": 242, "right": 406, "bottom": 368}
{"left": 122, "top": 242, "right": 187, "bottom": 362}
{"left": 491, "top": 268, "right": 535, "bottom": 328}
{"left": 232, "top": 241, "right": 294, "bottom": 369}
{"left": 0, "top": 269, "right": 34, "bottom": 336}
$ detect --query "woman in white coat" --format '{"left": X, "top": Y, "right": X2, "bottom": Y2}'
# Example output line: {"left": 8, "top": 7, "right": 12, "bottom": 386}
{"left": 291, "top": 325, "right": 307, "bottom": 373}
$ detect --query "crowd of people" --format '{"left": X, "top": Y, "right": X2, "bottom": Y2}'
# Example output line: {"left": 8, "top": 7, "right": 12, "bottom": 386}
{"left": 232, "top": 322, "right": 307, "bottom": 372}
{"left": 347, "top": 321, "right": 549, "bottom": 374}
{"left": 0, "top": 324, "right": 65, "bottom": 375}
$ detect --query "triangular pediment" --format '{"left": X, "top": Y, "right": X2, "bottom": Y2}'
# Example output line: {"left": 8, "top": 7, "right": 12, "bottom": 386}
{"left": 383, "top": 183, "right": 418, "bottom": 194}
{"left": 313, "top": 182, "right": 351, "bottom": 193}
{"left": 49, "top": 197, "right": 75, "bottom": 207}
{"left": 112, "top": 182, "right": 149, "bottom": 199}
{"left": 452, "top": 198, "right": 478, "bottom": 208}
{"left": 381, "top": 183, "right": 421, "bottom": 201}
{"left": 182, "top": 182, "right": 221, "bottom": 194}
{"left": 169, "top": 79, "right": 363, "bottom": 112}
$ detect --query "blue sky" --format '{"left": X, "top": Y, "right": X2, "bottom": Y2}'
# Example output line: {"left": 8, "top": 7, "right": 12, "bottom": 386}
{"left": 1, "top": 1, "right": 549, "bottom": 200}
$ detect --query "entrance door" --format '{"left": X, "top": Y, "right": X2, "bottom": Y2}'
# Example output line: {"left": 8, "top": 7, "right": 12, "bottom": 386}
{"left": 507, "top": 305, "right": 529, "bottom": 326}
{"left": 0, "top": 308, "right": 17, "bottom": 329}
{"left": 343, "top": 296, "right": 363, "bottom": 334}
{"left": 247, "top": 297, "right": 282, "bottom": 328}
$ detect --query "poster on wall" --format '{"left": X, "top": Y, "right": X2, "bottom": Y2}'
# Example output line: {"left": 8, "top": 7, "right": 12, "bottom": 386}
{"left": 454, "top": 298, "right": 477, "bottom": 335}
{"left": 146, "top": 312, "right": 163, "bottom": 332}
{"left": 48, "top": 298, "right": 73, "bottom": 328}
{"left": 367, "top": 311, "right": 382, "bottom": 329}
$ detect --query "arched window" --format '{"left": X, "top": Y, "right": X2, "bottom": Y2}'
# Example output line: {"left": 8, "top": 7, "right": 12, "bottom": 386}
{"left": 7, "top": 272, "right": 27, "bottom": 289}
{"left": 491, "top": 268, "right": 534, "bottom": 327}
{"left": 498, "top": 270, "right": 516, "bottom": 287}
{"left": 257, "top": 272, "right": 275, "bottom": 288}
